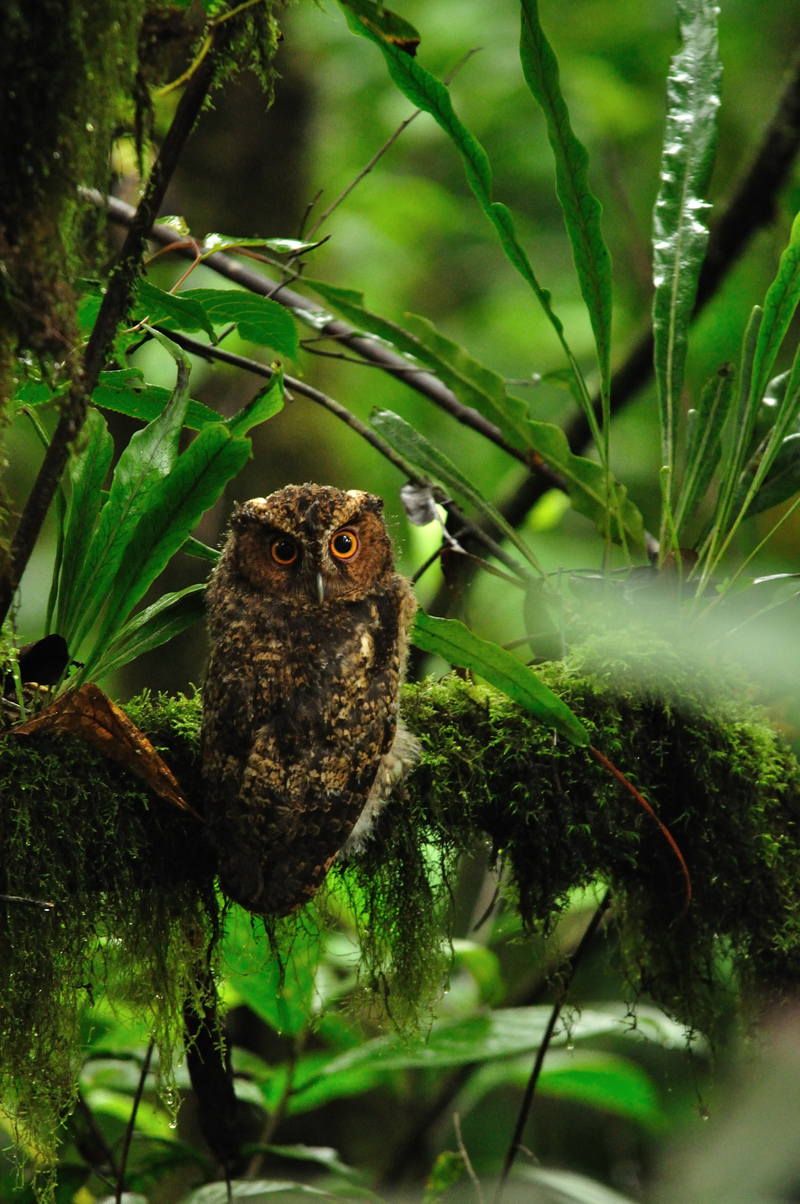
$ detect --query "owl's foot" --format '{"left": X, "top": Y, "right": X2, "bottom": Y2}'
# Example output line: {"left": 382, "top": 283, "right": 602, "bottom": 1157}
{"left": 340, "top": 720, "right": 421, "bottom": 857}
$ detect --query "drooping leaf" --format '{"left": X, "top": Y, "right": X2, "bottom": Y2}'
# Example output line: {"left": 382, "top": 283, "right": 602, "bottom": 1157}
{"left": 338, "top": 0, "right": 420, "bottom": 53}
{"left": 180, "top": 288, "right": 299, "bottom": 358}
{"left": 369, "top": 408, "right": 543, "bottom": 574}
{"left": 743, "top": 433, "right": 800, "bottom": 517}
{"left": 93, "top": 584, "right": 207, "bottom": 680}
{"left": 55, "top": 407, "right": 114, "bottom": 638}
{"left": 751, "top": 209, "right": 800, "bottom": 407}
{"left": 93, "top": 368, "right": 222, "bottom": 431}
{"left": 224, "top": 367, "right": 285, "bottom": 436}
{"left": 66, "top": 348, "right": 194, "bottom": 651}
{"left": 183, "top": 535, "right": 221, "bottom": 563}
{"left": 674, "top": 363, "right": 735, "bottom": 539}
{"left": 651, "top": 0, "right": 721, "bottom": 476}
{"left": 135, "top": 279, "right": 216, "bottom": 339}
{"left": 519, "top": 0, "right": 613, "bottom": 409}
{"left": 411, "top": 611, "right": 589, "bottom": 746}
{"left": 84, "top": 424, "right": 251, "bottom": 678}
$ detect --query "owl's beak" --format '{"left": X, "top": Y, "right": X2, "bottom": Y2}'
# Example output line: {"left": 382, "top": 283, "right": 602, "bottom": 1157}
{"left": 315, "top": 572, "right": 325, "bottom": 604}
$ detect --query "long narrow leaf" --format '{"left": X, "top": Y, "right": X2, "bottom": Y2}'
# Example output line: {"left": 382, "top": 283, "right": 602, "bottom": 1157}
{"left": 83, "top": 425, "right": 251, "bottom": 679}
{"left": 411, "top": 612, "right": 589, "bottom": 746}
{"left": 751, "top": 210, "right": 800, "bottom": 406}
{"left": 652, "top": 0, "right": 721, "bottom": 478}
{"left": 519, "top": 0, "right": 613, "bottom": 408}
{"left": 674, "top": 363, "right": 735, "bottom": 538}
{"left": 735, "top": 343, "right": 800, "bottom": 520}
{"left": 93, "top": 584, "right": 207, "bottom": 679}
{"left": 334, "top": 0, "right": 603, "bottom": 453}
{"left": 223, "top": 367, "right": 284, "bottom": 436}
{"left": 370, "top": 408, "right": 543, "bottom": 575}
{"left": 55, "top": 408, "right": 114, "bottom": 638}
{"left": 66, "top": 346, "right": 193, "bottom": 652}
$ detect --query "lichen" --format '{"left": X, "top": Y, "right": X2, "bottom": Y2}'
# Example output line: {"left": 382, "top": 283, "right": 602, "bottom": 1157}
{"left": 2, "top": 642, "right": 800, "bottom": 1183}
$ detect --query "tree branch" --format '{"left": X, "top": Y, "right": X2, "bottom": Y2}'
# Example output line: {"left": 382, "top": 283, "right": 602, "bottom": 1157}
{"left": 0, "top": 29, "right": 226, "bottom": 628}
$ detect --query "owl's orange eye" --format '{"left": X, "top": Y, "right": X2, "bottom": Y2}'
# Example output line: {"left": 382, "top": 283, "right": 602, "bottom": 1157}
{"left": 331, "top": 529, "right": 359, "bottom": 560}
{"left": 271, "top": 537, "right": 298, "bottom": 565}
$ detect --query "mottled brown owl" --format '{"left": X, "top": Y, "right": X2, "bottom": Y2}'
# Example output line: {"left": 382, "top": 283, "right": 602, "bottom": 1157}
{"left": 201, "top": 483, "right": 419, "bottom": 917}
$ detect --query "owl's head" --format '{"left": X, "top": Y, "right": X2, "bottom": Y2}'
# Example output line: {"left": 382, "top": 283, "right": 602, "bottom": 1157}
{"left": 226, "top": 484, "right": 396, "bottom": 604}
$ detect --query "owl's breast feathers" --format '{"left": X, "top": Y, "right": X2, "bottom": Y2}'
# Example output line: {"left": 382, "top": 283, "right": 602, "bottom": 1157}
{"left": 202, "top": 564, "right": 415, "bottom": 916}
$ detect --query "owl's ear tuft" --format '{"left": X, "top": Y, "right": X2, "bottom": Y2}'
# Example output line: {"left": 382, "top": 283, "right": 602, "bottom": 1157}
{"left": 230, "top": 503, "right": 262, "bottom": 531}
{"left": 362, "top": 493, "right": 385, "bottom": 516}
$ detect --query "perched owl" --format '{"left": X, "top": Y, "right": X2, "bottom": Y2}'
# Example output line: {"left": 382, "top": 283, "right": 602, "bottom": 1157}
{"left": 201, "top": 484, "right": 419, "bottom": 917}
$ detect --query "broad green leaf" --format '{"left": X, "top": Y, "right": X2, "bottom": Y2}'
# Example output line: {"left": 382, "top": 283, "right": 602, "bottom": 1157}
{"left": 135, "top": 278, "right": 216, "bottom": 339}
{"left": 651, "top": 0, "right": 721, "bottom": 477}
{"left": 519, "top": 0, "right": 613, "bottom": 409}
{"left": 459, "top": 1050, "right": 664, "bottom": 1130}
{"left": 93, "top": 583, "right": 207, "bottom": 680}
{"left": 253, "top": 1147, "right": 358, "bottom": 1180}
{"left": 319, "top": 1004, "right": 692, "bottom": 1076}
{"left": 224, "top": 366, "right": 285, "bottom": 436}
{"left": 180, "top": 288, "right": 299, "bottom": 358}
{"left": 93, "top": 368, "right": 222, "bottom": 430}
{"left": 183, "top": 535, "right": 221, "bottom": 563}
{"left": 452, "top": 939, "right": 504, "bottom": 1005}
{"left": 84, "top": 424, "right": 251, "bottom": 678}
{"left": 334, "top": 0, "right": 604, "bottom": 447}
{"left": 369, "top": 408, "right": 543, "bottom": 574}
{"left": 55, "top": 407, "right": 114, "bottom": 639}
{"left": 519, "top": 1167, "right": 638, "bottom": 1204}
{"left": 201, "top": 233, "right": 326, "bottom": 257}
{"left": 674, "top": 363, "right": 735, "bottom": 538}
{"left": 66, "top": 350, "right": 194, "bottom": 651}
{"left": 84, "top": 1089, "right": 172, "bottom": 1139}
{"left": 411, "top": 612, "right": 589, "bottom": 746}
{"left": 221, "top": 905, "right": 320, "bottom": 1037}
{"left": 305, "top": 287, "right": 643, "bottom": 550}
{"left": 751, "top": 209, "right": 800, "bottom": 406}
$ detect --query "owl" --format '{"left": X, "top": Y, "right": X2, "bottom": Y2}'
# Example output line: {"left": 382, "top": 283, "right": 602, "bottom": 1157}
{"left": 201, "top": 484, "right": 419, "bottom": 917}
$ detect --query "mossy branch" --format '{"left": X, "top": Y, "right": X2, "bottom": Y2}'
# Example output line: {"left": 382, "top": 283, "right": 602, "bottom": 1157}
{"left": 2, "top": 644, "right": 800, "bottom": 1175}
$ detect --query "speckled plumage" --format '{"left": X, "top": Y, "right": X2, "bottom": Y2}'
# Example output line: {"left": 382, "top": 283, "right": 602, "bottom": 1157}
{"left": 201, "top": 484, "right": 418, "bottom": 916}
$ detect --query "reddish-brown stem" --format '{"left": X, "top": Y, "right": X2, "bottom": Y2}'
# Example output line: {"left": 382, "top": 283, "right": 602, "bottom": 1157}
{"left": 589, "top": 745, "right": 692, "bottom": 922}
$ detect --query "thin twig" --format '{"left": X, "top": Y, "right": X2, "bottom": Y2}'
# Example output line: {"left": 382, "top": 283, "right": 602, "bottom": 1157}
{"left": 304, "top": 48, "right": 481, "bottom": 242}
{"left": 247, "top": 1035, "right": 303, "bottom": 1177}
{"left": 0, "top": 30, "right": 227, "bottom": 629}
{"left": 0, "top": 893, "right": 54, "bottom": 910}
{"left": 454, "top": 1113, "right": 485, "bottom": 1204}
{"left": 74, "top": 1089, "right": 120, "bottom": 1182}
{"left": 493, "top": 893, "right": 612, "bottom": 1204}
{"left": 115, "top": 1040, "right": 155, "bottom": 1204}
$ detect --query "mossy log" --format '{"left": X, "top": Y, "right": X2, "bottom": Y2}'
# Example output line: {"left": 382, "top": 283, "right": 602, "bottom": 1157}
{"left": 2, "top": 640, "right": 800, "bottom": 1161}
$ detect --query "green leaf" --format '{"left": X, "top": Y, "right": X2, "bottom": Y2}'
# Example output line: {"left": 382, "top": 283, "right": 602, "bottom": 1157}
{"left": 93, "top": 583, "right": 207, "bottom": 680}
{"left": 135, "top": 278, "right": 216, "bottom": 339}
{"left": 93, "top": 368, "right": 222, "bottom": 431}
{"left": 411, "top": 612, "right": 589, "bottom": 746}
{"left": 222, "top": 905, "right": 320, "bottom": 1037}
{"left": 305, "top": 287, "right": 643, "bottom": 551}
{"left": 752, "top": 209, "right": 800, "bottom": 407}
{"left": 674, "top": 363, "right": 735, "bottom": 538}
{"left": 83, "top": 424, "right": 251, "bottom": 679}
{"left": 459, "top": 1050, "right": 664, "bottom": 1130}
{"left": 319, "top": 1005, "right": 691, "bottom": 1076}
{"left": 651, "top": 0, "right": 721, "bottom": 476}
{"left": 55, "top": 407, "right": 114, "bottom": 639}
{"left": 84, "top": 1089, "right": 171, "bottom": 1139}
{"left": 423, "top": 1153, "right": 465, "bottom": 1204}
{"left": 180, "top": 288, "right": 299, "bottom": 358}
{"left": 333, "top": 0, "right": 603, "bottom": 443}
{"left": 519, "top": 0, "right": 613, "bottom": 408}
{"left": 224, "top": 366, "right": 285, "bottom": 436}
{"left": 182, "top": 535, "right": 221, "bottom": 563}
{"left": 186, "top": 1181, "right": 338, "bottom": 1204}
{"left": 66, "top": 349, "right": 194, "bottom": 652}
{"left": 201, "top": 233, "right": 327, "bottom": 257}
{"left": 369, "top": 408, "right": 543, "bottom": 574}
{"left": 338, "top": 0, "right": 420, "bottom": 52}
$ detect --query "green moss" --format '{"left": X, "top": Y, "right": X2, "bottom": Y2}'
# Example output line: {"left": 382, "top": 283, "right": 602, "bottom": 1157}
{"left": 2, "top": 642, "right": 800, "bottom": 1181}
